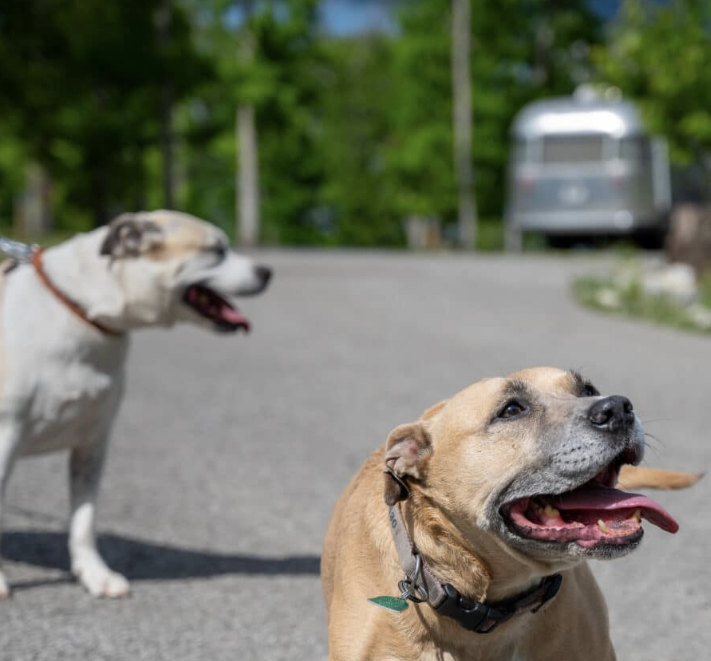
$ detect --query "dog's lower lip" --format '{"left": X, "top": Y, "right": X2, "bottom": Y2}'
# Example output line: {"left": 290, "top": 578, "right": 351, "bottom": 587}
{"left": 501, "top": 497, "right": 647, "bottom": 548}
{"left": 499, "top": 452, "right": 678, "bottom": 549}
{"left": 501, "top": 488, "right": 677, "bottom": 549}
{"left": 182, "top": 284, "right": 250, "bottom": 332}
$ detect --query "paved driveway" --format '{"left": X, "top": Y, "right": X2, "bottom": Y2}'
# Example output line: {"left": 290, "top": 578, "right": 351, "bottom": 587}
{"left": 2, "top": 251, "right": 709, "bottom": 660}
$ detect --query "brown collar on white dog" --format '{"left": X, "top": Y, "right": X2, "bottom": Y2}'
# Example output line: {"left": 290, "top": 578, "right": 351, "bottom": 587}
{"left": 387, "top": 500, "right": 562, "bottom": 634}
{"left": 32, "top": 248, "right": 124, "bottom": 338}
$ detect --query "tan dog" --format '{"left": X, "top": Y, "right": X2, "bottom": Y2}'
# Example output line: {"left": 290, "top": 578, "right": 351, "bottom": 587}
{"left": 322, "top": 367, "right": 699, "bottom": 661}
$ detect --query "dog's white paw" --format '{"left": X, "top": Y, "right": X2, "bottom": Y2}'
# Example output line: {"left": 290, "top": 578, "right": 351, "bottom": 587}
{"left": 73, "top": 560, "right": 130, "bottom": 598}
{"left": 0, "top": 571, "right": 10, "bottom": 599}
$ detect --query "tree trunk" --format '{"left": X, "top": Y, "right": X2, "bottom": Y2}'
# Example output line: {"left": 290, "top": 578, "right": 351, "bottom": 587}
{"left": 13, "top": 162, "right": 53, "bottom": 237}
{"left": 666, "top": 204, "right": 711, "bottom": 275}
{"left": 451, "top": 0, "right": 477, "bottom": 250}
{"left": 237, "top": 1, "right": 260, "bottom": 247}
{"left": 237, "top": 104, "right": 260, "bottom": 247}
{"left": 156, "top": 0, "right": 175, "bottom": 209}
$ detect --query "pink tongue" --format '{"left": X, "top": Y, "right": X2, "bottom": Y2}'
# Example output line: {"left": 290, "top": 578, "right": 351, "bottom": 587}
{"left": 220, "top": 304, "right": 250, "bottom": 331}
{"left": 551, "top": 486, "right": 679, "bottom": 533}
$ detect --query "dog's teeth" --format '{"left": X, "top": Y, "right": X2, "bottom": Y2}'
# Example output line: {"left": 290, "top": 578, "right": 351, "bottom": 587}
{"left": 627, "top": 509, "right": 641, "bottom": 523}
{"left": 597, "top": 519, "right": 611, "bottom": 534}
{"left": 543, "top": 505, "right": 560, "bottom": 519}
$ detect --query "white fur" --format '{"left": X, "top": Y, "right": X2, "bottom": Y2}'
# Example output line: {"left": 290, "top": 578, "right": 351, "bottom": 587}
{"left": 0, "top": 211, "right": 269, "bottom": 597}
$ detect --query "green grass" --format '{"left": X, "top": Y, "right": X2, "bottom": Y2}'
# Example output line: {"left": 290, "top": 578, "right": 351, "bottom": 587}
{"left": 475, "top": 219, "right": 548, "bottom": 252}
{"left": 0, "top": 225, "right": 76, "bottom": 248}
{"left": 700, "top": 271, "right": 711, "bottom": 308}
{"left": 474, "top": 220, "right": 552, "bottom": 251}
{"left": 476, "top": 218, "right": 504, "bottom": 251}
{"left": 573, "top": 268, "right": 711, "bottom": 335}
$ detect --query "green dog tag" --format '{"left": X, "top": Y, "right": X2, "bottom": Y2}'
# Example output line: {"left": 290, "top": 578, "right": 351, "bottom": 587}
{"left": 367, "top": 595, "right": 409, "bottom": 613}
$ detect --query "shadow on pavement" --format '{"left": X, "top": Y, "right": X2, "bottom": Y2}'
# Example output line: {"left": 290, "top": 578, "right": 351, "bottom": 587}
{"left": 1, "top": 531, "right": 321, "bottom": 583}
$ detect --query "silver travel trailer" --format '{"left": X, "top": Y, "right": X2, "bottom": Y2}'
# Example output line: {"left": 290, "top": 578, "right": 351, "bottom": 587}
{"left": 504, "top": 93, "right": 671, "bottom": 248}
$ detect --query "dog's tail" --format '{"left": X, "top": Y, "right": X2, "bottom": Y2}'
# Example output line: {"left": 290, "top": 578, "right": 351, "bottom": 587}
{"left": 617, "top": 466, "right": 703, "bottom": 491}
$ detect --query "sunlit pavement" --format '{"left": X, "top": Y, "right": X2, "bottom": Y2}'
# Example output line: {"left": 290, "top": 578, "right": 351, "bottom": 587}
{"left": 2, "top": 250, "right": 708, "bottom": 660}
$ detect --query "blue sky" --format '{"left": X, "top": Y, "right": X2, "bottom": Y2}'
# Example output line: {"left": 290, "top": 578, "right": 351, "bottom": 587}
{"left": 320, "top": 0, "right": 398, "bottom": 35}
{"left": 320, "top": 1, "right": 663, "bottom": 36}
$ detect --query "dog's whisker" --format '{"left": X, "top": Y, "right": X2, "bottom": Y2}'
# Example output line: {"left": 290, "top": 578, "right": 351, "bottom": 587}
{"left": 642, "top": 444, "right": 662, "bottom": 460}
{"left": 643, "top": 431, "right": 667, "bottom": 448}
{"left": 642, "top": 440, "right": 662, "bottom": 457}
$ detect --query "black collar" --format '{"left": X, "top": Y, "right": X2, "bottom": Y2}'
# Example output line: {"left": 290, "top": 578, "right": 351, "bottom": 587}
{"left": 387, "top": 497, "right": 562, "bottom": 634}
{"left": 434, "top": 572, "right": 563, "bottom": 634}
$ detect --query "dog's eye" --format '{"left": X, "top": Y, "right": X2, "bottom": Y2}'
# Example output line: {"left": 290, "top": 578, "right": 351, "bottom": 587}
{"left": 208, "top": 245, "right": 227, "bottom": 263}
{"left": 498, "top": 401, "right": 527, "bottom": 419}
{"left": 581, "top": 384, "right": 599, "bottom": 397}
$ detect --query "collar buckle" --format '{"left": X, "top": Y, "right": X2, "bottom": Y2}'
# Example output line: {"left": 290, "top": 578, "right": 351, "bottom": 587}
{"left": 397, "top": 552, "right": 429, "bottom": 603}
{"left": 436, "top": 583, "right": 504, "bottom": 633}
{"left": 435, "top": 574, "right": 563, "bottom": 634}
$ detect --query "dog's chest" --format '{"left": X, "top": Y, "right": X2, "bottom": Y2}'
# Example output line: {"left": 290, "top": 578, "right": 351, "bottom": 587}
{"left": 409, "top": 647, "right": 526, "bottom": 661}
{"left": 21, "top": 359, "right": 123, "bottom": 453}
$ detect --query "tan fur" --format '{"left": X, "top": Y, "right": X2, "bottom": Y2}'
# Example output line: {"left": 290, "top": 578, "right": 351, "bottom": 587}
{"left": 148, "top": 213, "right": 216, "bottom": 261}
{"left": 617, "top": 465, "right": 703, "bottom": 491}
{"left": 322, "top": 367, "right": 695, "bottom": 661}
{"left": 126, "top": 210, "right": 220, "bottom": 262}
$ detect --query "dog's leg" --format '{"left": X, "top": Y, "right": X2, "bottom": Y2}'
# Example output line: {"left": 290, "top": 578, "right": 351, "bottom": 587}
{"left": 0, "top": 434, "right": 19, "bottom": 598}
{"left": 68, "top": 439, "right": 129, "bottom": 598}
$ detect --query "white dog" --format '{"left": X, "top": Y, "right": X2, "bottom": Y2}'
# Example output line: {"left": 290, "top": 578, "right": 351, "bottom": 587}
{"left": 0, "top": 210, "right": 271, "bottom": 597}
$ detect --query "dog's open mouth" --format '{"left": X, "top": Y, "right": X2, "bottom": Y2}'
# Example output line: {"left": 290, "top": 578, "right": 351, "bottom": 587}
{"left": 182, "top": 284, "right": 250, "bottom": 332}
{"left": 501, "top": 450, "right": 679, "bottom": 549}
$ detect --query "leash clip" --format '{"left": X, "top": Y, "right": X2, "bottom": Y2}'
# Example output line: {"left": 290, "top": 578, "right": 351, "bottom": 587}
{"left": 0, "top": 237, "right": 37, "bottom": 263}
{"left": 397, "top": 552, "right": 429, "bottom": 603}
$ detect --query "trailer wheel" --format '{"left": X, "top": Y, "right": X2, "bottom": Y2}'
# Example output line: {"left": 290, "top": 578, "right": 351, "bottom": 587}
{"left": 546, "top": 234, "right": 579, "bottom": 249}
{"left": 634, "top": 228, "right": 666, "bottom": 250}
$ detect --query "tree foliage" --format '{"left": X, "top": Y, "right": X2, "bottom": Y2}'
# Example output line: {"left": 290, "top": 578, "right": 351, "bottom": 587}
{"left": 317, "top": 35, "right": 401, "bottom": 245}
{"left": 175, "top": 0, "right": 324, "bottom": 242}
{"left": 0, "top": 0, "right": 615, "bottom": 245}
{"left": 0, "top": 0, "right": 208, "bottom": 227}
{"left": 595, "top": 0, "right": 711, "bottom": 169}
{"left": 377, "top": 0, "right": 600, "bottom": 240}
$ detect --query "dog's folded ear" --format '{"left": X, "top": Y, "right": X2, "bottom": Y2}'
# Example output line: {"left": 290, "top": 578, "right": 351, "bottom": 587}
{"left": 100, "top": 214, "right": 163, "bottom": 258}
{"left": 384, "top": 422, "right": 432, "bottom": 505}
{"left": 420, "top": 399, "right": 448, "bottom": 420}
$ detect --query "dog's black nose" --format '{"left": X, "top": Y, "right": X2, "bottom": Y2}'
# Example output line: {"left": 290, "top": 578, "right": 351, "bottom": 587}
{"left": 255, "top": 265, "right": 272, "bottom": 286}
{"left": 588, "top": 395, "right": 635, "bottom": 432}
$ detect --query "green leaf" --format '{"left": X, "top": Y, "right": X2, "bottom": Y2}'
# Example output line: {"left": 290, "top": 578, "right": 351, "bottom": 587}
{"left": 368, "top": 595, "right": 409, "bottom": 613}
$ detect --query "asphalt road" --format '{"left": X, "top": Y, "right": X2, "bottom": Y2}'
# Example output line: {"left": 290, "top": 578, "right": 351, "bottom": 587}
{"left": 1, "top": 251, "right": 709, "bottom": 660}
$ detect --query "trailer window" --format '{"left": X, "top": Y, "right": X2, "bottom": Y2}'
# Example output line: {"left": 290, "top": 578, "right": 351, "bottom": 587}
{"left": 541, "top": 135, "right": 604, "bottom": 163}
{"left": 619, "top": 137, "right": 651, "bottom": 162}
{"left": 511, "top": 139, "right": 528, "bottom": 162}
